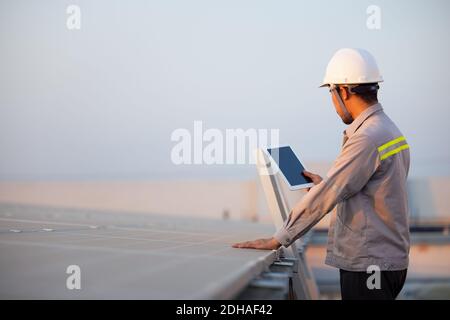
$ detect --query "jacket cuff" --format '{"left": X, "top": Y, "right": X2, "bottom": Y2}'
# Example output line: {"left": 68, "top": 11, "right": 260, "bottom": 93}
{"left": 273, "top": 227, "right": 293, "bottom": 247}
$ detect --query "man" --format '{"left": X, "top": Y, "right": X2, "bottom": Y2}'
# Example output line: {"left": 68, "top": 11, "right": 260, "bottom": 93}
{"left": 233, "top": 48, "right": 410, "bottom": 300}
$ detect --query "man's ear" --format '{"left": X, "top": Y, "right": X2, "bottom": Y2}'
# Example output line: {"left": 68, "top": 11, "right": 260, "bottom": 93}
{"left": 340, "top": 87, "right": 350, "bottom": 100}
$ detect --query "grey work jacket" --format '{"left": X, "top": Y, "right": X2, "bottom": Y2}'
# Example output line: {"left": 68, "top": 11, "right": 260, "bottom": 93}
{"left": 274, "top": 103, "right": 410, "bottom": 271}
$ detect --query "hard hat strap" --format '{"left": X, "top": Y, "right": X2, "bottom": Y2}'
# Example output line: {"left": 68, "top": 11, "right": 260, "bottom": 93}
{"left": 330, "top": 84, "right": 353, "bottom": 122}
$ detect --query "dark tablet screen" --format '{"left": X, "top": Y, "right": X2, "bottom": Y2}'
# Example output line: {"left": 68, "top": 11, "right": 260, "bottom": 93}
{"left": 267, "top": 146, "right": 313, "bottom": 187}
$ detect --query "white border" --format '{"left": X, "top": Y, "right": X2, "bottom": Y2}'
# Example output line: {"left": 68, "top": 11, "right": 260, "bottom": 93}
{"left": 261, "top": 144, "right": 314, "bottom": 191}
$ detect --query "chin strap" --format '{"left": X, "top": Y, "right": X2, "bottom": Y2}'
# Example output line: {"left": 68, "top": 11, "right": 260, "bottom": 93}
{"left": 330, "top": 84, "right": 353, "bottom": 123}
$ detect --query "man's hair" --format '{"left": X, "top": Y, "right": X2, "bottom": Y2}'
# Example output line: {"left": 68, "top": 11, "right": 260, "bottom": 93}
{"left": 348, "top": 83, "right": 379, "bottom": 104}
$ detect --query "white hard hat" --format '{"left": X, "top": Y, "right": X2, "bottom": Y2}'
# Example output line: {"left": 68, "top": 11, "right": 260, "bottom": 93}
{"left": 320, "top": 48, "right": 383, "bottom": 87}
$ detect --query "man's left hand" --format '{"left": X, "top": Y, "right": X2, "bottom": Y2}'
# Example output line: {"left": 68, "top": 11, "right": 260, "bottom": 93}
{"left": 232, "top": 237, "right": 281, "bottom": 250}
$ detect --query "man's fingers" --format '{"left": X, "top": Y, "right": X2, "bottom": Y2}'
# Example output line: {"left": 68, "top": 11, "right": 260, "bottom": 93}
{"left": 233, "top": 238, "right": 280, "bottom": 250}
{"left": 232, "top": 240, "right": 259, "bottom": 249}
{"left": 303, "top": 170, "right": 322, "bottom": 185}
{"left": 232, "top": 241, "right": 250, "bottom": 248}
{"left": 303, "top": 170, "right": 313, "bottom": 177}
{"left": 304, "top": 170, "right": 319, "bottom": 179}
{"left": 232, "top": 242, "right": 245, "bottom": 248}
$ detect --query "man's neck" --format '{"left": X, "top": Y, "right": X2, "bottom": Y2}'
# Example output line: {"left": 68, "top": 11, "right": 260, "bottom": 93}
{"left": 349, "top": 100, "right": 378, "bottom": 120}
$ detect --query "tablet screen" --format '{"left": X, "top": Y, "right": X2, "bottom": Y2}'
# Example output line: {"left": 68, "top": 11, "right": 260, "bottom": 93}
{"left": 267, "top": 146, "right": 313, "bottom": 187}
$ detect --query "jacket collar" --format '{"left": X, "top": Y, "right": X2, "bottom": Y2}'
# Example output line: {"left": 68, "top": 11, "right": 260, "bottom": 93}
{"left": 345, "top": 103, "right": 383, "bottom": 138}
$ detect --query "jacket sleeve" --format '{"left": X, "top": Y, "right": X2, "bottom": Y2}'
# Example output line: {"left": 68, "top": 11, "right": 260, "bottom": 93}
{"left": 273, "top": 134, "right": 381, "bottom": 247}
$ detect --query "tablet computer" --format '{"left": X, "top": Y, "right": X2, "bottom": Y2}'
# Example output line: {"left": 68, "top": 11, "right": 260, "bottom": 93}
{"left": 264, "top": 146, "right": 314, "bottom": 190}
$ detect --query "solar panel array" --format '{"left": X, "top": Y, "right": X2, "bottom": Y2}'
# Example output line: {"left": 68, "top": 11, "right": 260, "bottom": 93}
{"left": 0, "top": 203, "right": 277, "bottom": 299}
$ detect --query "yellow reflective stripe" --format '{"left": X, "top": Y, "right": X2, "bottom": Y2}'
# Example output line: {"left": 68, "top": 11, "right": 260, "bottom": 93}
{"left": 377, "top": 136, "right": 406, "bottom": 152}
{"left": 380, "top": 144, "right": 409, "bottom": 161}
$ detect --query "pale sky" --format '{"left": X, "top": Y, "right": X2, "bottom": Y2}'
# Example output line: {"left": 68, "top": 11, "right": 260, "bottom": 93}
{"left": 1, "top": 0, "right": 449, "bottom": 180}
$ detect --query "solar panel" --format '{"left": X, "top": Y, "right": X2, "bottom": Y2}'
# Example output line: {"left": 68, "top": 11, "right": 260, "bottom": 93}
{"left": 0, "top": 203, "right": 278, "bottom": 299}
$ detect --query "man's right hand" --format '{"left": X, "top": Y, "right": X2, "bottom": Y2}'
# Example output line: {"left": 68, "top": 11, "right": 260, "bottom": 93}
{"left": 303, "top": 170, "right": 323, "bottom": 192}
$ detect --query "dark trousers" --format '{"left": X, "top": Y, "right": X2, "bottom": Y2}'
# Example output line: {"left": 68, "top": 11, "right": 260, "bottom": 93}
{"left": 339, "top": 268, "right": 407, "bottom": 300}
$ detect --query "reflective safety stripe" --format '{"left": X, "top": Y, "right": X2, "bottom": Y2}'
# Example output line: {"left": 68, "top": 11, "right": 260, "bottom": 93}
{"left": 380, "top": 144, "right": 409, "bottom": 161}
{"left": 377, "top": 136, "right": 406, "bottom": 152}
